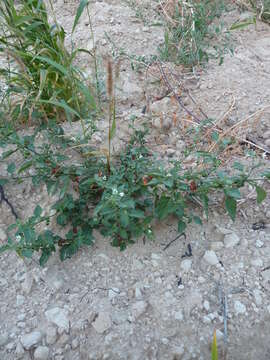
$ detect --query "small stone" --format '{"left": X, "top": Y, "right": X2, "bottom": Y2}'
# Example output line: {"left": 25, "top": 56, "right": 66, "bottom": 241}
{"left": 211, "top": 241, "right": 224, "bottom": 251}
{"left": 203, "top": 315, "right": 211, "bottom": 324}
{"left": 15, "top": 342, "right": 25, "bottom": 357}
{"left": 21, "top": 273, "right": 33, "bottom": 294}
{"left": 224, "top": 232, "right": 240, "bottom": 248}
{"left": 45, "top": 326, "right": 57, "bottom": 345}
{"left": 216, "top": 330, "right": 223, "bottom": 341}
{"left": 203, "top": 250, "right": 219, "bottom": 265}
{"left": 132, "top": 259, "right": 144, "bottom": 270}
{"left": 45, "top": 307, "right": 69, "bottom": 333}
{"left": 203, "top": 300, "right": 210, "bottom": 312}
{"left": 262, "top": 269, "right": 270, "bottom": 282}
{"left": 256, "top": 240, "right": 264, "bottom": 248}
{"left": 253, "top": 289, "right": 262, "bottom": 306}
{"left": 135, "top": 287, "right": 143, "bottom": 299}
{"left": 71, "top": 338, "right": 79, "bottom": 350}
{"left": 16, "top": 295, "right": 25, "bottom": 306}
{"left": 234, "top": 300, "right": 246, "bottom": 315}
{"left": 131, "top": 301, "right": 148, "bottom": 320}
{"left": 0, "top": 277, "right": 8, "bottom": 287}
{"left": 108, "top": 288, "right": 120, "bottom": 299}
{"left": 0, "top": 228, "right": 7, "bottom": 241}
{"left": 251, "top": 258, "right": 263, "bottom": 267}
{"left": 166, "top": 148, "right": 176, "bottom": 157}
{"left": 180, "top": 259, "right": 192, "bottom": 272}
{"left": 172, "top": 345, "right": 185, "bottom": 359}
{"left": 174, "top": 311, "right": 183, "bottom": 321}
{"left": 92, "top": 312, "right": 112, "bottom": 334}
{"left": 21, "top": 331, "right": 42, "bottom": 350}
{"left": 0, "top": 332, "right": 9, "bottom": 347}
{"left": 34, "top": 346, "right": 49, "bottom": 360}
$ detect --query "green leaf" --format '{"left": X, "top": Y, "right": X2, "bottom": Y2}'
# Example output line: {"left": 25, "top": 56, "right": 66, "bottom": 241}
{"left": 35, "top": 56, "right": 69, "bottom": 76}
{"left": 256, "top": 186, "right": 267, "bottom": 204}
{"left": 120, "top": 211, "right": 129, "bottom": 228}
{"left": 193, "top": 216, "right": 202, "bottom": 225}
{"left": 155, "top": 195, "right": 172, "bottom": 220}
{"left": 18, "top": 161, "right": 33, "bottom": 173}
{"left": 7, "top": 162, "right": 15, "bottom": 174}
{"left": 230, "top": 17, "right": 256, "bottom": 30}
{"left": 39, "top": 250, "right": 51, "bottom": 266}
{"left": 39, "top": 100, "right": 80, "bottom": 118}
{"left": 225, "top": 188, "right": 241, "bottom": 199}
{"left": 225, "top": 196, "right": 237, "bottom": 221}
{"left": 21, "top": 248, "right": 33, "bottom": 258}
{"left": 178, "top": 220, "right": 186, "bottom": 234}
{"left": 129, "top": 209, "right": 145, "bottom": 219}
{"left": 72, "top": 0, "right": 89, "bottom": 33}
{"left": 0, "top": 178, "right": 8, "bottom": 186}
{"left": 34, "top": 205, "right": 42, "bottom": 218}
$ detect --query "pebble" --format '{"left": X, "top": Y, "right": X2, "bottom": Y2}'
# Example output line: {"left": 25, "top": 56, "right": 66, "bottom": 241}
{"left": 0, "top": 228, "right": 7, "bottom": 241}
{"left": 34, "top": 346, "right": 49, "bottom": 360}
{"left": 21, "top": 331, "right": 42, "bottom": 350}
{"left": 174, "top": 311, "right": 184, "bottom": 321}
{"left": 180, "top": 259, "right": 192, "bottom": 272}
{"left": 92, "top": 312, "right": 112, "bottom": 334}
{"left": 21, "top": 273, "right": 33, "bottom": 294}
{"left": 203, "top": 300, "right": 210, "bottom": 312}
{"left": 0, "top": 332, "right": 9, "bottom": 347}
{"left": 251, "top": 258, "right": 263, "bottom": 267}
{"left": 234, "top": 301, "right": 246, "bottom": 315}
{"left": 253, "top": 289, "right": 263, "bottom": 306}
{"left": 130, "top": 301, "right": 148, "bottom": 320}
{"left": 203, "top": 250, "right": 219, "bottom": 266}
{"left": 16, "top": 294, "right": 25, "bottom": 306}
{"left": 15, "top": 342, "right": 25, "bottom": 357}
{"left": 45, "top": 326, "right": 57, "bottom": 345}
{"left": 45, "top": 307, "right": 69, "bottom": 333}
{"left": 224, "top": 232, "right": 240, "bottom": 248}
{"left": 0, "top": 277, "right": 8, "bottom": 287}
{"left": 256, "top": 239, "right": 264, "bottom": 248}
{"left": 71, "top": 338, "right": 79, "bottom": 349}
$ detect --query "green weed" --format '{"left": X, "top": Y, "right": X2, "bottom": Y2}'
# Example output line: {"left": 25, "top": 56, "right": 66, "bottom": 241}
{"left": 0, "top": 0, "right": 96, "bottom": 124}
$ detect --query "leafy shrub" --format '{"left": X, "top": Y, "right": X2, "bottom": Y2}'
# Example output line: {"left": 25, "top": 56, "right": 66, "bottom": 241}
{"left": 0, "top": 119, "right": 269, "bottom": 265}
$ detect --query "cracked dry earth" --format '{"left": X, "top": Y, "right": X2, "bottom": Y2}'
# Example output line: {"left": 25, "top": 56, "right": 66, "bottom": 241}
{"left": 1, "top": 1, "right": 270, "bottom": 360}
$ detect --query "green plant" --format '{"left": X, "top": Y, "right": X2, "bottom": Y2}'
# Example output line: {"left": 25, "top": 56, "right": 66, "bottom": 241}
{"left": 158, "top": 0, "right": 233, "bottom": 66}
{"left": 237, "top": 0, "right": 270, "bottom": 23}
{"left": 0, "top": 0, "right": 96, "bottom": 124}
{"left": 0, "top": 117, "right": 269, "bottom": 264}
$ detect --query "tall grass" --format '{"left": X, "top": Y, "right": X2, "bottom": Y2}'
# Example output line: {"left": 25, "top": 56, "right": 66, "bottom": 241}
{"left": 0, "top": 0, "right": 96, "bottom": 124}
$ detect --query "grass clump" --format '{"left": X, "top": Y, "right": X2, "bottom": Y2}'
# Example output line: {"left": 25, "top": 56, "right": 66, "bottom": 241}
{"left": 159, "top": 0, "right": 232, "bottom": 66}
{"left": 237, "top": 0, "right": 270, "bottom": 23}
{"left": 0, "top": 0, "right": 96, "bottom": 124}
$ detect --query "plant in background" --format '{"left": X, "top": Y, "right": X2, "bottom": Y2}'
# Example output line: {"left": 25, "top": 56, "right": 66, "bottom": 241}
{"left": 159, "top": 0, "right": 233, "bottom": 66}
{"left": 211, "top": 330, "right": 218, "bottom": 360}
{"left": 0, "top": 0, "right": 96, "bottom": 124}
{"left": 236, "top": 0, "right": 270, "bottom": 23}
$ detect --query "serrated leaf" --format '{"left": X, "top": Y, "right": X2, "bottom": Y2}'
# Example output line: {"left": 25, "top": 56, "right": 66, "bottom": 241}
{"left": 256, "top": 186, "right": 267, "bottom": 204}
{"left": 225, "top": 196, "right": 237, "bottom": 221}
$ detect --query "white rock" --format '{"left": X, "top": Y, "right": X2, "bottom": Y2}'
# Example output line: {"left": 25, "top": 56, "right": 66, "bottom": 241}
{"left": 256, "top": 240, "right": 264, "bottom": 248}
{"left": 203, "top": 315, "right": 211, "bottom": 324}
{"left": 251, "top": 258, "right": 263, "bottom": 267}
{"left": 0, "top": 332, "right": 9, "bottom": 347}
{"left": 174, "top": 311, "right": 183, "bottom": 321}
{"left": 253, "top": 290, "right": 263, "bottom": 306}
{"left": 16, "top": 295, "right": 25, "bottom": 306}
{"left": 45, "top": 326, "right": 57, "bottom": 345}
{"left": 203, "top": 300, "right": 210, "bottom": 312}
{"left": 135, "top": 287, "right": 143, "bottom": 299}
{"left": 21, "top": 331, "right": 42, "bottom": 350}
{"left": 203, "top": 250, "right": 219, "bottom": 265}
{"left": 71, "top": 338, "right": 79, "bottom": 349}
{"left": 92, "top": 312, "right": 112, "bottom": 334}
{"left": 262, "top": 269, "right": 270, "bottom": 282}
{"left": 0, "top": 228, "right": 7, "bottom": 241}
{"left": 234, "top": 300, "right": 246, "bottom": 315}
{"left": 21, "top": 273, "right": 33, "bottom": 294}
{"left": 34, "top": 346, "right": 49, "bottom": 360}
{"left": 108, "top": 288, "right": 120, "bottom": 299}
{"left": 0, "top": 277, "right": 8, "bottom": 287}
{"left": 45, "top": 308, "right": 69, "bottom": 333}
{"left": 180, "top": 259, "right": 192, "bottom": 272}
{"left": 216, "top": 330, "right": 223, "bottom": 341}
{"left": 224, "top": 232, "right": 240, "bottom": 248}
{"left": 15, "top": 342, "right": 25, "bottom": 358}
{"left": 131, "top": 301, "right": 148, "bottom": 320}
